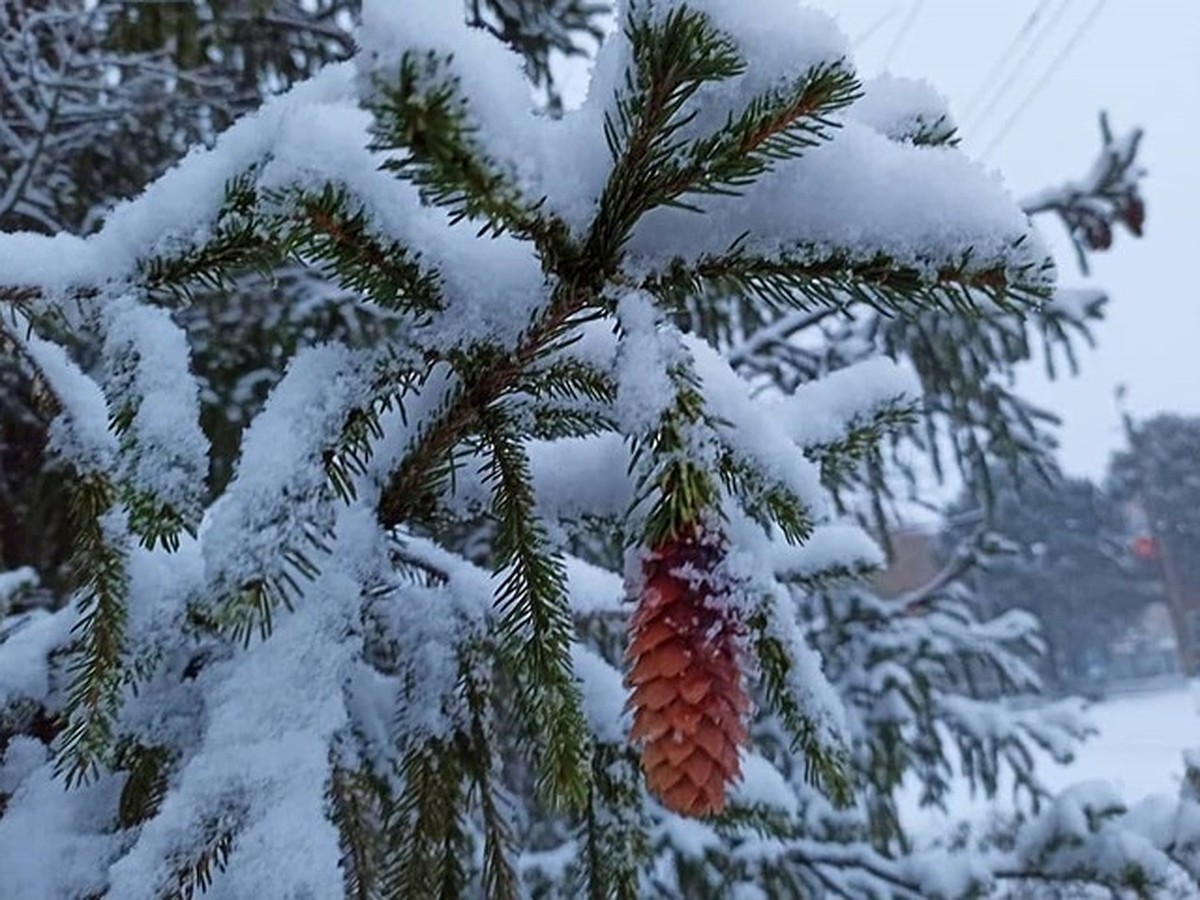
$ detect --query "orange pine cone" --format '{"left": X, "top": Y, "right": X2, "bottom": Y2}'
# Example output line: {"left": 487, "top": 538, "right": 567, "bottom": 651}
{"left": 626, "top": 532, "right": 749, "bottom": 817}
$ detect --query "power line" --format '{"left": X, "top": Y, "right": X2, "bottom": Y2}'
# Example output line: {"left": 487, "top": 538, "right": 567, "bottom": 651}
{"left": 981, "top": 0, "right": 1111, "bottom": 159}
{"left": 962, "top": 0, "right": 1053, "bottom": 121}
{"left": 882, "top": 0, "right": 925, "bottom": 70}
{"left": 853, "top": 5, "right": 903, "bottom": 49}
{"left": 967, "top": 0, "right": 1076, "bottom": 134}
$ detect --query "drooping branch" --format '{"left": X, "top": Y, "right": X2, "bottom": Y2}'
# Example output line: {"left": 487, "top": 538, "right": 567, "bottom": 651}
{"left": 1022, "top": 112, "right": 1145, "bottom": 275}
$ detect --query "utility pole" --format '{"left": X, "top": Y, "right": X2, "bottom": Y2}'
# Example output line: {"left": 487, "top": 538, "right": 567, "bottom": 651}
{"left": 1117, "top": 390, "right": 1197, "bottom": 676}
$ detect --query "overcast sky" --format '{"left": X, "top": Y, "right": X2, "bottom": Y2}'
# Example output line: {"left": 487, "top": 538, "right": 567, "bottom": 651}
{"left": 830, "top": 1, "right": 1200, "bottom": 480}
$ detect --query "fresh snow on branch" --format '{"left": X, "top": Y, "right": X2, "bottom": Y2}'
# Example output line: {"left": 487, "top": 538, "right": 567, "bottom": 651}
{"left": 0, "top": 1, "right": 1183, "bottom": 898}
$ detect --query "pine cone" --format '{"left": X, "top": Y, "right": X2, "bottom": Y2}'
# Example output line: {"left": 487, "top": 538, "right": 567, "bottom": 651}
{"left": 626, "top": 532, "right": 749, "bottom": 817}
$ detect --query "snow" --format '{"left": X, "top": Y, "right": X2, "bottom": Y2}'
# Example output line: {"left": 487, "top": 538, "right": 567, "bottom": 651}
{"left": 564, "top": 554, "right": 625, "bottom": 617}
{"left": 767, "top": 522, "right": 885, "bottom": 579}
{"left": 366, "top": 534, "right": 495, "bottom": 742}
{"left": 202, "top": 343, "right": 372, "bottom": 595}
{"left": 527, "top": 434, "right": 633, "bottom": 522}
{"left": 4, "top": 314, "right": 116, "bottom": 473}
{"left": 0, "top": 567, "right": 37, "bottom": 610}
{"left": 655, "top": 815, "right": 722, "bottom": 859}
{"left": 614, "top": 291, "right": 680, "bottom": 436}
{"left": 679, "top": 0, "right": 848, "bottom": 73}
{"left": 756, "top": 581, "right": 849, "bottom": 749}
{"left": 688, "top": 336, "right": 829, "bottom": 520}
{"left": 356, "top": 0, "right": 534, "bottom": 170}
{"left": 0, "top": 63, "right": 357, "bottom": 292}
{"left": 851, "top": 74, "right": 954, "bottom": 143}
{"left": 735, "top": 751, "right": 801, "bottom": 815}
{"left": 657, "top": 0, "right": 850, "bottom": 143}
{"left": 0, "top": 608, "right": 73, "bottom": 704}
{"left": 571, "top": 644, "right": 629, "bottom": 744}
{"left": 2, "top": 67, "right": 548, "bottom": 350}
{"left": 357, "top": 0, "right": 606, "bottom": 236}
{"left": 904, "top": 684, "right": 1199, "bottom": 833}
{"left": 257, "top": 101, "right": 549, "bottom": 349}
{"left": 630, "top": 118, "right": 1050, "bottom": 286}
{"left": 1050, "top": 687, "right": 1199, "bottom": 801}
{"left": 122, "top": 534, "right": 206, "bottom": 666}
{"left": 106, "top": 546, "right": 363, "bottom": 899}
{"left": 905, "top": 847, "right": 990, "bottom": 899}
{"left": 103, "top": 296, "right": 209, "bottom": 522}
{"left": 766, "top": 356, "right": 921, "bottom": 450}
{"left": 0, "top": 765, "right": 121, "bottom": 899}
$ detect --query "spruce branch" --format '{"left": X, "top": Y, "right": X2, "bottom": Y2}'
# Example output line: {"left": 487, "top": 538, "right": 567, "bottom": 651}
{"left": 526, "top": 405, "right": 615, "bottom": 441}
{"left": 378, "top": 303, "right": 606, "bottom": 529}
{"left": 803, "top": 400, "right": 918, "bottom": 491}
{"left": 119, "top": 487, "right": 194, "bottom": 554}
{"left": 747, "top": 603, "right": 853, "bottom": 807}
{"left": 324, "top": 364, "right": 419, "bottom": 505}
{"left": 382, "top": 742, "right": 468, "bottom": 899}
{"left": 325, "top": 404, "right": 389, "bottom": 506}
{"left": 676, "top": 61, "right": 860, "bottom": 199}
{"left": 377, "top": 373, "right": 486, "bottom": 529}
{"left": 0, "top": 313, "right": 66, "bottom": 419}
{"left": 517, "top": 357, "right": 617, "bottom": 408}
{"left": 282, "top": 184, "right": 446, "bottom": 314}
{"left": 717, "top": 450, "right": 814, "bottom": 546}
{"left": 589, "top": 7, "right": 860, "bottom": 260}
{"left": 328, "top": 762, "right": 388, "bottom": 900}
{"left": 116, "top": 741, "right": 172, "bottom": 829}
{"left": 875, "top": 113, "right": 959, "bottom": 149}
{"left": 644, "top": 240, "right": 1053, "bottom": 320}
{"left": 587, "top": 4, "right": 744, "bottom": 260}
{"left": 142, "top": 176, "right": 446, "bottom": 316}
{"left": 140, "top": 173, "right": 282, "bottom": 305}
{"left": 515, "top": 357, "right": 617, "bottom": 439}
{"left": 369, "top": 51, "right": 567, "bottom": 250}
{"left": 630, "top": 366, "right": 721, "bottom": 547}
{"left": 206, "top": 490, "right": 352, "bottom": 648}
{"left": 780, "top": 560, "right": 881, "bottom": 593}
{"left": 477, "top": 406, "right": 590, "bottom": 810}
{"left": 1022, "top": 112, "right": 1146, "bottom": 275}
{"left": 214, "top": 526, "right": 336, "bottom": 647}
{"left": 907, "top": 116, "right": 959, "bottom": 147}
{"left": 0, "top": 285, "right": 42, "bottom": 310}
{"left": 56, "top": 472, "right": 130, "bottom": 788}
{"left": 581, "top": 743, "right": 647, "bottom": 900}
{"left": 459, "top": 656, "right": 520, "bottom": 900}
{"left": 162, "top": 821, "right": 237, "bottom": 900}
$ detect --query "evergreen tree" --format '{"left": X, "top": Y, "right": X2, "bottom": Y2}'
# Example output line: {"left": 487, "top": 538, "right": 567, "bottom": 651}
{"left": 943, "top": 472, "right": 1161, "bottom": 694}
{"left": 1110, "top": 413, "right": 1200, "bottom": 675}
{"left": 1, "top": 2, "right": 1197, "bottom": 898}
{"left": 0, "top": 0, "right": 361, "bottom": 585}
{"left": 0, "top": 0, "right": 611, "bottom": 569}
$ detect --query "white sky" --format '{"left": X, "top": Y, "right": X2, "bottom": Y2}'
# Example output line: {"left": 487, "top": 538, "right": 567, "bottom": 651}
{"left": 828, "top": 1, "right": 1200, "bottom": 480}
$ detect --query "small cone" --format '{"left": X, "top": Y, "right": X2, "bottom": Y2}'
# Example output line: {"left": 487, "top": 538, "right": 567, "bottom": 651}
{"left": 625, "top": 531, "right": 748, "bottom": 817}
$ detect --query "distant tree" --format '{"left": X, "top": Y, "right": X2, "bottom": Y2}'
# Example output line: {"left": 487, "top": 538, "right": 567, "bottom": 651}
{"left": 1109, "top": 413, "right": 1200, "bottom": 675}
{"left": 944, "top": 472, "right": 1161, "bottom": 693}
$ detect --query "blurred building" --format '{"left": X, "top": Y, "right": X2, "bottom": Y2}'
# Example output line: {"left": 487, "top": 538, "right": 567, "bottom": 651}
{"left": 872, "top": 527, "right": 941, "bottom": 599}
